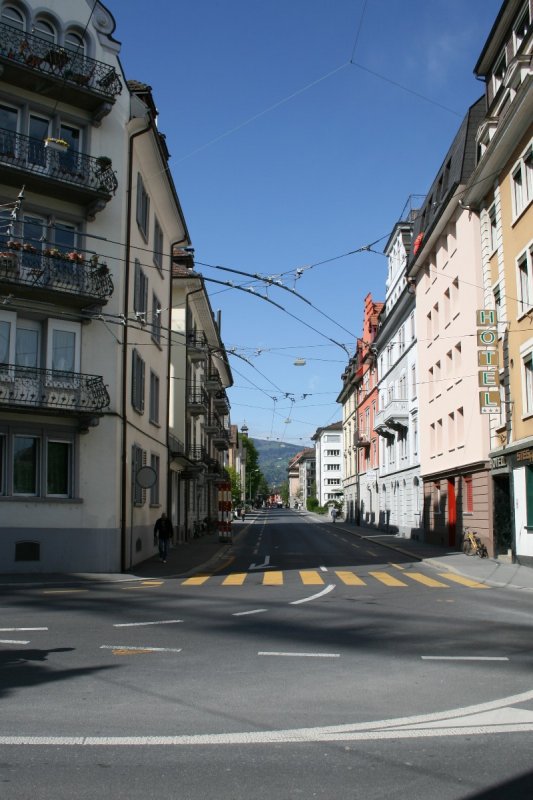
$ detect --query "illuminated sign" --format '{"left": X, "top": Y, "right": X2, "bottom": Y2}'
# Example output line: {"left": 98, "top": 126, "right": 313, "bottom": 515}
{"left": 477, "top": 309, "right": 500, "bottom": 414}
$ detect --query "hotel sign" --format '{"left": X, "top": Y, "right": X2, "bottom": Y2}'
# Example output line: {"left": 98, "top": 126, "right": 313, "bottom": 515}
{"left": 477, "top": 309, "right": 500, "bottom": 414}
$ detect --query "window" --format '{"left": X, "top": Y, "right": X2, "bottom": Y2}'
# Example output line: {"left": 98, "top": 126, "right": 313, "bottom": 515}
{"left": 150, "top": 453, "right": 160, "bottom": 505}
{"left": 132, "top": 349, "right": 145, "bottom": 413}
{"left": 436, "top": 418, "right": 443, "bottom": 453}
{"left": 448, "top": 411, "right": 455, "bottom": 450}
{"left": 325, "top": 449, "right": 340, "bottom": 456}
{"left": 398, "top": 325, "right": 405, "bottom": 354}
{"left": 0, "top": 313, "right": 80, "bottom": 374}
{"left": 136, "top": 173, "right": 150, "bottom": 240}
{"left": 325, "top": 463, "right": 340, "bottom": 471}
{"left": 0, "top": 428, "right": 75, "bottom": 498}
{"left": 149, "top": 371, "right": 160, "bottom": 424}
{"left": 411, "top": 364, "right": 417, "bottom": 398}
{"left": 464, "top": 475, "right": 473, "bottom": 514}
{"left": 433, "top": 303, "right": 439, "bottom": 336}
{"left": 1, "top": 5, "right": 24, "bottom": 30}
{"left": 523, "top": 352, "right": 533, "bottom": 415}
{"left": 457, "top": 407, "right": 464, "bottom": 443}
{"left": 517, "top": 248, "right": 533, "bottom": 314}
{"left": 64, "top": 31, "right": 85, "bottom": 55}
{"left": 443, "top": 287, "right": 451, "bottom": 327}
{"left": 412, "top": 415, "right": 418, "bottom": 456}
{"left": 151, "top": 293, "right": 161, "bottom": 345}
{"left": 514, "top": 4, "right": 530, "bottom": 53}
{"left": 132, "top": 444, "right": 145, "bottom": 505}
{"left": 492, "top": 50, "right": 507, "bottom": 95}
{"left": 511, "top": 144, "right": 533, "bottom": 219}
{"left": 153, "top": 217, "right": 164, "bottom": 270}
{"left": 488, "top": 204, "right": 497, "bottom": 253}
{"left": 399, "top": 373, "right": 406, "bottom": 399}
{"left": 134, "top": 259, "right": 148, "bottom": 320}
{"left": 33, "top": 19, "right": 56, "bottom": 44}
{"left": 410, "top": 311, "right": 415, "bottom": 341}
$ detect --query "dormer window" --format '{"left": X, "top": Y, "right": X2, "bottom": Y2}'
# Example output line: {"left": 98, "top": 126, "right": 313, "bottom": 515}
{"left": 514, "top": 3, "right": 530, "bottom": 53}
{"left": 492, "top": 51, "right": 507, "bottom": 95}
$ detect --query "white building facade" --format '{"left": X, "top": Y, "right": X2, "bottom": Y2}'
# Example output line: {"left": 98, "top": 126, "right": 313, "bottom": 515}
{"left": 312, "top": 421, "right": 343, "bottom": 507}
{"left": 374, "top": 218, "right": 423, "bottom": 537}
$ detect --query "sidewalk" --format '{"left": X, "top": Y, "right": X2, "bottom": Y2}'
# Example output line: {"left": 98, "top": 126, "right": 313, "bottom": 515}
{"left": 305, "top": 510, "right": 533, "bottom": 593}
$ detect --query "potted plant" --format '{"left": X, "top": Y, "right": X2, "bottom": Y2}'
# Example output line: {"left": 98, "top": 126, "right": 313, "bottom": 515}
{"left": 96, "top": 156, "right": 112, "bottom": 171}
{"left": 7, "top": 240, "right": 22, "bottom": 250}
{"left": 67, "top": 251, "right": 84, "bottom": 263}
{"left": 22, "top": 243, "right": 37, "bottom": 254}
{"left": 44, "top": 137, "right": 69, "bottom": 152}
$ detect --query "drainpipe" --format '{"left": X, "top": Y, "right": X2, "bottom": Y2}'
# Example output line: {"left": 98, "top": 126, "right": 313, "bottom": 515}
{"left": 120, "top": 115, "right": 152, "bottom": 573}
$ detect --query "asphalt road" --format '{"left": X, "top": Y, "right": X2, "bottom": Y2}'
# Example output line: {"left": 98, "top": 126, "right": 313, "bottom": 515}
{"left": 1, "top": 507, "right": 533, "bottom": 799}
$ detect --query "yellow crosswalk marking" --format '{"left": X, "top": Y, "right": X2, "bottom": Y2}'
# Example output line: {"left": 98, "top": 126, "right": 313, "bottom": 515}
{"left": 404, "top": 572, "right": 449, "bottom": 588}
{"left": 222, "top": 573, "right": 247, "bottom": 586}
{"left": 299, "top": 570, "right": 324, "bottom": 585}
{"left": 438, "top": 573, "right": 489, "bottom": 589}
{"left": 263, "top": 571, "right": 283, "bottom": 585}
{"left": 369, "top": 571, "right": 408, "bottom": 587}
{"left": 335, "top": 570, "right": 367, "bottom": 586}
{"left": 182, "top": 575, "right": 211, "bottom": 586}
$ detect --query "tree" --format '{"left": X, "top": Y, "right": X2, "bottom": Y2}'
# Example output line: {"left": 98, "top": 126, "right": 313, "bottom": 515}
{"left": 242, "top": 437, "right": 263, "bottom": 500}
{"left": 280, "top": 480, "right": 289, "bottom": 505}
{"left": 226, "top": 466, "right": 242, "bottom": 506}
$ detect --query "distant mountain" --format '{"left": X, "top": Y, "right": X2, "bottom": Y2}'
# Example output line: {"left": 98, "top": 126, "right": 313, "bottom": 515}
{"left": 251, "top": 438, "right": 307, "bottom": 488}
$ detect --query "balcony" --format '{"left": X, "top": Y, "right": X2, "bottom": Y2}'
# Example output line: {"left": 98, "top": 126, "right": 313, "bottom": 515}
{"left": 354, "top": 429, "right": 371, "bottom": 448}
{"left": 205, "top": 371, "right": 222, "bottom": 392}
{"left": 381, "top": 398, "right": 409, "bottom": 430}
{"left": 0, "top": 245, "right": 113, "bottom": 307}
{"left": 187, "top": 333, "right": 208, "bottom": 362}
{"left": 188, "top": 446, "right": 208, "bottom": 464}
{"left": 0, "top": 23, "right": 121, "bottom": 121}
{"left": 0, "top": 130, "right": 118, "bottom": 219}
{"left": 203, "top": 415, "right": 220, "bottom": 434}
{"left": 187, "top": 388, "right": 208, "bottom": 416}
{"left": 213, "top": 389, "right": 230, "bottom": 415}
{"left": 211, "top": 427, "right": 230, "bottom": 450}
{"left": 0, "top": 364, "right": 109, "bottom": 417}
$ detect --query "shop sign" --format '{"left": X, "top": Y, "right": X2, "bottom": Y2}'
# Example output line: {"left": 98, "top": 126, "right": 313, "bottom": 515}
{"left": 491, "top": 455, "right": 507, "bottom": 470}
{"left": 477, "top": 309, "right": 500, "bottom": 414}
{"left": 516, "top": 448, "right": 533, "bottom": 464}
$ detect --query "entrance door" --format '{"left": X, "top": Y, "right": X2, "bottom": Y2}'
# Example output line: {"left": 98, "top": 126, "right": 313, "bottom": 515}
{"left": 448, "top": 478, "right": 456, "bottom": 548}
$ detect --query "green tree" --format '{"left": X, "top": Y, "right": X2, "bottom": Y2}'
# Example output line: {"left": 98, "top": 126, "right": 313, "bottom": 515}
{"left": 280, "top": 480, "right": 289, "bottom": 505}
{"left": 226, "top": 466, "right": 242, "bottom": 506}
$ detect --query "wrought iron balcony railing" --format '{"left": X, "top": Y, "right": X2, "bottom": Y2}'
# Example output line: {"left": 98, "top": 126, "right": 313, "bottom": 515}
{"left": 0, "top": 364, "right": 109, "bottom": 414}
{"left": 0, "top": 245, "right": 113, "bottom": 306}
{"left": 187, "top": 388, "right": 208, "bottom": 415}
{"left": 0, "top": 22, "right": 122, "bottom": 112}
{"left": 0, "top": 128, "right": 118, "bottom": 205}
{"left": 188, "top": 446, "right": 208, "bottom": 463}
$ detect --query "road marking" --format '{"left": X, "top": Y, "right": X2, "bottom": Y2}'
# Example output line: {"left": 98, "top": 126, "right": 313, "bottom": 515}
{"left": 258, "top": 651, "right": 340, "bottom": 658}
{"left": 42, "top": 589, "right": 88, "bottom": 595}
{"left": 319, "top": 566, "right": 328, "bottom": 572}
{"left": 421, "top": 656, "right": 509, "bottom": 661}
{"left": 263, "top": 571, "right": 283, "bottom": 586}
{"left": 0, "top": 639, "right": 30, "bottom": 645}
{"left": 299, "top": 570, "right": 324, "bottom": 585}
{"left": 369, "top": 571, "right": 407, "bottom": 587}
{"left": 113, "top": 620, "right": 183, "bottom": 627}
{"left": 365, "top": 550, "right": 378, "bottom": 556}
{"left": 249, "top": 556, "right": 271, "bottom": 570}
{"left": 404, "top": 572, "right": 450, "bottom": 588}
{"left": 290, "top": 584, "right": 336, "bottom": 605}
{"left": 222, "top": 573, "right": 247, "bottom": 586}
{"left": 232, "top": 609, "right": 267, "bottom": 616}
{"left": 140, "top": 581, "right": 164, "bottom": 586}
{"left": 390, "top": 563, "right": 405, "bottom": 570}
{"left": 5, "top": 689, "right": 533, "bottom": 747}
{"left": 0, "top": 627, "right": 48, "bottom": 631}
{"left": 438, "top": 573, "right": 489, "bottom": 589}
{"left": 182, "top": 575, "right": 211, "bottom": 586}
{"left": 100, "top": 645, "right": 182, "bottom": 654}
{"left": 335, "top": 571, "right": 366, "bottom": 586}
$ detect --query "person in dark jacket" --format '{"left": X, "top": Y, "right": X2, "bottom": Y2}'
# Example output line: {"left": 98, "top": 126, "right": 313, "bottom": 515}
{"left": 154, "top": 512, "right": 173, "bottom": 563}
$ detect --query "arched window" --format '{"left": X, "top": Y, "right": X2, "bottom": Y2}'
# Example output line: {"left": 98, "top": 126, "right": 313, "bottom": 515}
{"left": 64, "top": 30, "right": 84, "bottom": 55}
{"left": 33, "top": 19, "right": 56, "bottom": 44}
{"left": 2, "top": 5, "right": 24, "bottom": 30}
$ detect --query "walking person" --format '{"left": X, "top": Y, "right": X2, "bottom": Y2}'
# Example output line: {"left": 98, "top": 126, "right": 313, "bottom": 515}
{"left": 154, "top": 512, "right": 173, "bottom": 563}
{"left": 331, "top": 507, "right": 337, "bottom": 523}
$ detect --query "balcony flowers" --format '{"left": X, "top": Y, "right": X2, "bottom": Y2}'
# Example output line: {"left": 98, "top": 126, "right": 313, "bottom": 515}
{"left": 7, "top": 240, "right": 22, "bottom": 250}
{"left": 96, "top": 156, "right": 112, "bottom": 171}
{"left": 67, "top": 251, "right": 84, "bottom": 263}
{"left": 22, "top": 242, "right": 37, "bottom": 254}
{"left": 44, "top": 137, "right": 69, "bottom": 152}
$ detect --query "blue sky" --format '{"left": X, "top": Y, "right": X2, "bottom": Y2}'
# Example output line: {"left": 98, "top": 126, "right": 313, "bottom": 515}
{"left": 109, "top": 0, "right": 502, "bottom": 445}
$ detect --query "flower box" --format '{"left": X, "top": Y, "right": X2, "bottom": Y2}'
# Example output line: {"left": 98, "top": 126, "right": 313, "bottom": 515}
{"left": 44, "top": 138, "right": 69, "bottom": 152}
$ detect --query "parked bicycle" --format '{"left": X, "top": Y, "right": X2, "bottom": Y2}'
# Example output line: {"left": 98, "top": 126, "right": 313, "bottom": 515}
{"left": 462, "top": 528, "right": 488, "bottom": 558}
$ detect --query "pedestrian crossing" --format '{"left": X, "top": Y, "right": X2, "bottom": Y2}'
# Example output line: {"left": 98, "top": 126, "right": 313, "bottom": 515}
{"left": 181, "top": 568, "right": 488, "bottom": 590}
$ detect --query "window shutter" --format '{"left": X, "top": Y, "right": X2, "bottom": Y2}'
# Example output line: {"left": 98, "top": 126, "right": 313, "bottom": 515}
{"left": 134, "top": 259, "right": 141, "bottom": 313}
{"left": 136, "top": 173, "right": 143, "bottom": 228}
{"left": 140, "top": 357, "right": 145, "bottom": 412}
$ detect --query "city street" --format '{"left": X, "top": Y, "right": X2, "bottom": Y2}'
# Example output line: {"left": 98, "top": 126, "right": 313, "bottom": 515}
{"left": 1, "top": 508, "right": 533, "bottom": 799}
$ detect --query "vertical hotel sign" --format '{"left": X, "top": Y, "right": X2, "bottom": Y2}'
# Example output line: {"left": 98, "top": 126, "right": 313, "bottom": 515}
{"left": 477, "top": 309, "right": 500, "bottom": 414}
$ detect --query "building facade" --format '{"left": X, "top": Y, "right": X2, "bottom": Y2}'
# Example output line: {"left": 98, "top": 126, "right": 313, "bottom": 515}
{"left": 373, "top": 215, "right": 423, "bottom": 538}
{"left": 312, "top": 421, "right": 343, "bottom": 507}
{"left": 408, "top": 97, "right": 495, "bottom": 554}
{"left": 463, "top": 0, "right": 533, "bottom": 564}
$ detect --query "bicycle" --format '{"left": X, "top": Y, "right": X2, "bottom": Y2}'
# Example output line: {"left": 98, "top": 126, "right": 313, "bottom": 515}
{"left": 462, "top": 528, "right": 488, "bottom": 558}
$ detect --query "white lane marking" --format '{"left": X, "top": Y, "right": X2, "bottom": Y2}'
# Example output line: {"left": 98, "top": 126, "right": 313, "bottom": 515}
{"left": 319, "top": 566, "right": 328, "bottom": 572}
{"left": 421, "top": 656, "right": 509, "bottom": 661}
{"left": 0, "top": 627, "right": 48, "bottom": 631}
{"left": 0, "top": 639, "right": 30, "bottom": 645}
{"left": 249, "top": 555, "right": 271, "bottom": 570}
{"left": 290, "top": 584, "right": 336, "bottom": 605}
{"left": 232, "top": 609, "right": 268, "bottom": 616}
{"left": 258, "top": 651, "right": 340, "bottom": 658}
{"left": 100, "top": 645, "right": 182, "bottom": 653}
{"left": 113, "top": 620, "right": 183, "bottom": 628}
